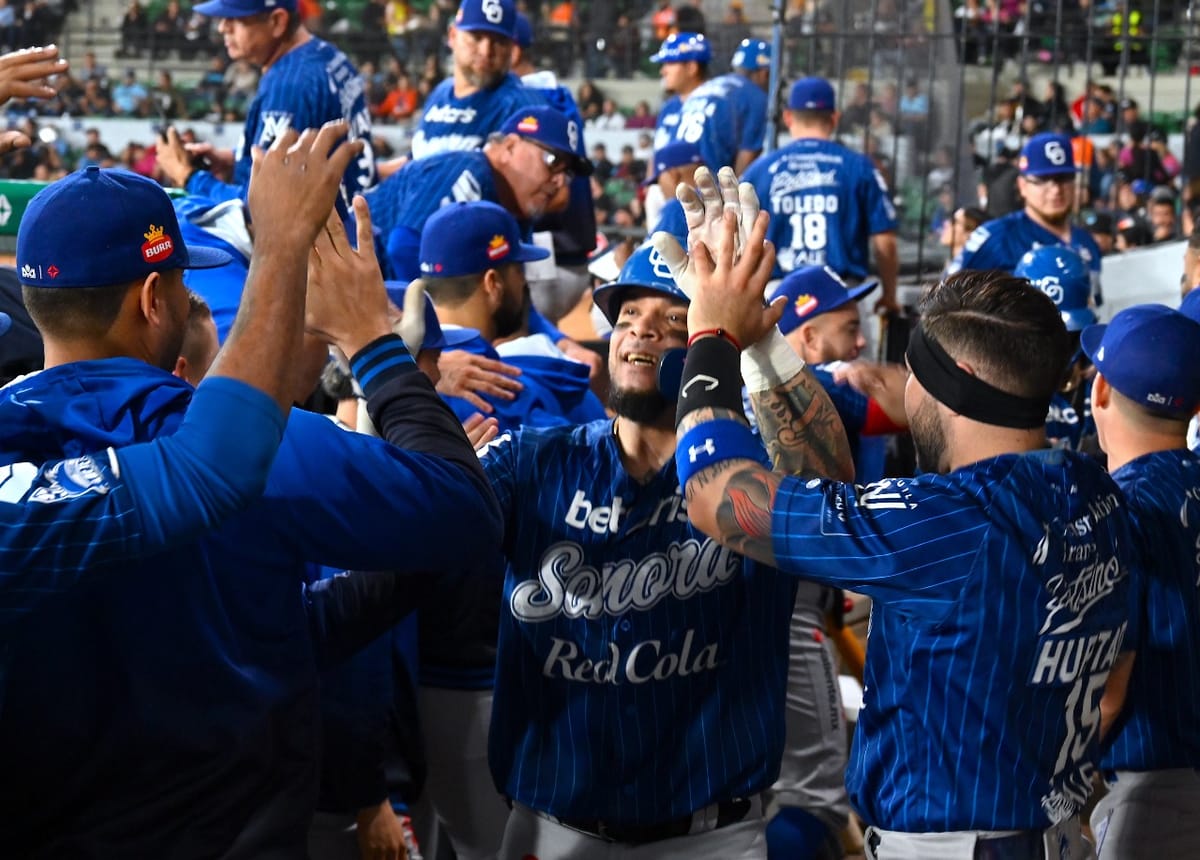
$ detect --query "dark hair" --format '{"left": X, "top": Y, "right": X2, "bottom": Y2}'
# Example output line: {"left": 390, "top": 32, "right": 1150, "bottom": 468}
{"left": 423, "top": 272, "right": 483, "bottom": 307}
{"left": 919, "top": 270, "right": 1071, "bottom": 401}
{"left": 22, "top": 281, "right": 132, "bottom": 340}
{"left": 961, "top": 206, "right": 987, "bottom": 230}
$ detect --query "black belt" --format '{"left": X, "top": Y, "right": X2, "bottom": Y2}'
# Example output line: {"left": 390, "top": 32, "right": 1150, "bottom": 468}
{"left": 867, "top": 828, "right": 1046, "bottom": 860}
{"left": 554, "top": 797, "right": 755, "bottom": 845}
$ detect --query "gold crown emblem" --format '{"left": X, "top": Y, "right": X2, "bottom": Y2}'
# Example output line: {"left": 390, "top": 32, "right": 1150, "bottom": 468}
{"left": 488, "top": 235, "right": 506, "bottom": 249}
{"left": 144, "top": 224, "right": 166, "bottom": 242}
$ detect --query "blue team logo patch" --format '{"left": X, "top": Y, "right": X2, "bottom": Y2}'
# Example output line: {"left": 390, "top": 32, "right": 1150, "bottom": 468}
{"left": 29, "top": 454, "right": 113, "bottom": 504}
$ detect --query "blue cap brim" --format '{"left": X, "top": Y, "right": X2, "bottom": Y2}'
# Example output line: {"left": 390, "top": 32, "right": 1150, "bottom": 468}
{"left": 846, "top": 278, "right": 879, "bottom": 304}
{"left": 1022, "top": 167, "right": 1080, "bottom": 177}
{"left": 512, "top": 241, "right": 551, "bottom": 264}
{"left": 0, "top": 311, "right": 11, "bottom": 338}
{"left": 456, "top": 21, "right": 513, "bottom": 39}
{"left": 182, "top": 244, "right": 233, "bottom": 269}
{"left": 193, "top": 0, "right": 267, "bottom": 17}
{"left": 1079, "top": 323, "right": 1106, "bottom": 364}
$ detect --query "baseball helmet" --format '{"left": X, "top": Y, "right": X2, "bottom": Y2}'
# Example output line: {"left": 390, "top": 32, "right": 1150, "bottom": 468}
{"left": 649, "top": 32, "right": 712, "bottom": 65}
{"left": 592, "top": 244, "right": 689, "bottom": 325}
{"left": 1014, "top": 246, "right": 1096, "bottom": 332}
{"left": 731, "top": 38, "right": 771, "bottom": 70}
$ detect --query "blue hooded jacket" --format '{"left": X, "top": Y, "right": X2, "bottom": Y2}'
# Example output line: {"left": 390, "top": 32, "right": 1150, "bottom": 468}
{"left": 0, "top": 356, "right": 500, "bottom": 857}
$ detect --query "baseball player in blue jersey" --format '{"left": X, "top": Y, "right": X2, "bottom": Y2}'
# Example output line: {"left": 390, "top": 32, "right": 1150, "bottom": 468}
{"left": 410, "top": 0, "right": 543, "bottom": 159}
{"left": 727, "top": 39, "right": 771, "bottom": 172}
{"left": 663, "top": 194, "right": 1139, "bottom": 857}
{"left": 482, "top": 236, "right": 841, "bottom": 859}
{"left": 647, "top": 141, "right": 707, "bottom": 242}
{"left": 1082, "top": 305, "right": 1200, "bottom": 858}
{"left": 952, "top": 133, "right": 1103, "bottom": 305}
{"left": 652, "top": 33, "right": 753, "bottom": 178}
{"left": 0, "top": 123, "right": 358, "bottom": 598}
{"left": 367, "top": 104, "right": 588, "bottom": 281}
{"left": 156, "top": 0, "right": 375, "bottom": 208}
{"left": 1014, "top": 246, "right": 1100, "bottom": 453}
{"left": 742, "top": 77, "right": 900, "bottom": 313}
{"left": 0, "top": 156, "right": 502, "bottom": 856}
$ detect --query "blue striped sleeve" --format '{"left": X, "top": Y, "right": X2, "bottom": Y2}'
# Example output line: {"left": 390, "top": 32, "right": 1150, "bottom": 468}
{"left": 349, "top": 334, "right": 416, "bottom": 398}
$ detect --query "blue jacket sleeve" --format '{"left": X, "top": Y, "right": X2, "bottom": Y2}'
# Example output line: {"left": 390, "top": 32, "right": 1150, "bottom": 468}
{"left": 255, "top": 335, "right": 502, "bottom": 572}
{"left": 185, "top": 169, "right": 243, "bottom": 203}
{"left": 0, "top": 377, "right": 284, "bottom": 626}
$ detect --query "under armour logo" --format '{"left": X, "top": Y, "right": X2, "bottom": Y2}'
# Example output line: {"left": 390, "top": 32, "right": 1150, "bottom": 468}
{"left": 688, "top": 439, "right": 716, "bottom": 463}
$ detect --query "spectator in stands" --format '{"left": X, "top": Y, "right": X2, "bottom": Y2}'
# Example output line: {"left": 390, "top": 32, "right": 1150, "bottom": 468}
{"left": 151, "top": 69, "right": 187, "bottom": 120}
{"left": 17, "top": 0, "right": 52, "bottom": 49}
{"left": 117, "top": 0, "right": 149, "bottom": 58}
{"left": 78, "top": 51, "right": 108, "bottom": 89}
{"left": 609, "top": 13, "right": 639, "bottom": 78}
{"left": 1041, "top": 80, "right": 1074, "bottom": 132}
{"left": 926, "top": 143, "right": 955, "bottom": 189}
{"left": 152, "top": 0, "right": 187, "bottom": 59}
{"left": 1117, "top": 96, "right": 1140, "bottom": 134}
{"left": 78, "top": 77, "right": 112, "bottom": 116}
{"left": 195, "top": 55, "right": 227, "bottom": 118}
{"left": 1149, "top": 187, "right": 1179, "bottom": 242}
{"left": 111, "top": 68, "right": 148, "bottom": 117}
{"left": 614, "top": 143, "right": 645, "bottom": 184}
{"left": 374, "top": 72, "right": 419, "bottom": 121}
{"left": 898, "top": 79, "right": 928, "bottom": 142}
{"left": 634, "top": 130, "right": 653, "bottom": 161}
{"left": 180, "top": 9, "right": 214, "bottom": 59}
{"left": 625, "top": 99, "right": 656, "bottom": 129}
{"left": 576, "top": 79, "right": 603, "bottom": 121}
{"left": 839, "top": 82, "right": 872, "bottom": 134}
{"left": 222, "top": 58, "right": 259, "bottom": 117}
{"left": 651, "top": 0, "right": 675, "bottom": 42}
{"left": 589, "top": 97, "right": 625, "bottom": 130}
{"left": 546, "top": 0, "right": 575, "bottom": 78}
{"left": 385, "top": 0, "right": 410, "bottom": 68}
{"left": 1120, "top": 119, "right": 1169, "bottom": 185}
{"left": 1149, "top": 127, "right": 1180, "bottom": 179}
{"left": 1079, "top": 96, "right": 1114, "bottom": 134}
{"left": 590, "top": 142, "right": 613, "bottom": 180}
{"left": 940, "top": 204, "right": 986, "bottom": 270}
{"left": 977, "top": 140, "right": 1021, "bottom": 218}
{"left": 0, "top": 0, "right": 14, "bottom": 52}
{"left": 1116, "top": 213, "right": 1154, "bottom": 251}
{"left": 359, "top": 0, "right": 391, "bottom": 66}
{"left": 675, "top": 2, "right": 705, "bottom": 33}
{"left": 1082, "top": 209, "right": 1116, "bottom": 256}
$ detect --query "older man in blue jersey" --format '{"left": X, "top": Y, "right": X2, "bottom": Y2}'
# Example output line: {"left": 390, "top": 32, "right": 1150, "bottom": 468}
{"left": 1084, "top": 303, "right": 1200, "bottom": 858}
{"left": 742, "top": 77, "right": 900, "bottom": 314}
{"left": 0, "top": 152, "right": 501, "bottom": 855}
{"left": 952, "top": 133, "right": 1103, "bottom": 303}
{"left": 156, "top": 0, "right": 375, "bottom": 205}
{"left": 665, "top": 171, "right": 1139, "bottom": 859}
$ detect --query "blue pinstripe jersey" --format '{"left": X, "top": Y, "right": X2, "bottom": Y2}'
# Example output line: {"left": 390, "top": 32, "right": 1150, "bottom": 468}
{"left": 364, "top": 150, "right": 497, "bottom": 280}
{"left": 653, "top": 75, "right": 747, "bottom": 173}
{"left": 950, "top": 212, "right": 1103, "bottom": 305}
{"left": 772, "top": 449, "right": 1139, "bottom": 831}
{"left": 1102, "top": 450, "right": 1200, "bottom": 771}
{"left": 1045, "top": 381, "right": 1096, "bottom": 452}
{"left": 411, "top": 74, "right": 544, "bottom": 159}
{"left": 483, "top": 419, "right": 796, "bottom": 824}
{"left": 743, "top": 138, "right": 898, "bottom": 279}
{"left": 727, "top": 76, "right": 767, "bottom": 154}
{"left": 211, "top": 38, "right": 374, "bottom": 203}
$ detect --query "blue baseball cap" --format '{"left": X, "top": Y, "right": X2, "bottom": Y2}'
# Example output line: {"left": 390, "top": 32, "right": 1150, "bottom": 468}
{"left": 788, "top": 77, "right": 836, "bottom": 112}
{"left": 499, "top": 105, "right": 592, "bottom": 173}
{"left": 1080, "top": 304, "right": 1200, "bottom": 416}
{"left": 592, "top": 244, "right": 688, "bottom": 324}
{"left": 773, "top": 266, "right": 877, "bottom": 335}
{"left": 17, "top": 166, "right": 230, "bottom": 288}
{"left": 643, "top": 141, "right": 704, "bottom": 186}
{"left": 731, "top": 38, "right": 771, "bottom": 70}
{"left": 1018, "top": 133, "right": 1078, "bottom": 177}
{"left": 193, "top": 0, "right": 295, "bottom": 19}
{"left": 649, "top": 32, "right": 711, "bottom": 64}
{"left": 0, "top": 311, "right": 10, "bottom": 338}
{"left": 1180, "top": 288, "right": 1200, "bottom": 324}
{"left": 383, "top": 281, "right": 447, "bottom": 352}
{"left": 454, "top": 0, "right": 515, "bottom": 40}
{"left": 513, "top": 11, "right": 532, "bottom": 49}
{"left": 1014, "top": 246, "right": 1096, "bottom": 332}
{"left": 419, "top": 201, "right": 549, "bottom": 278}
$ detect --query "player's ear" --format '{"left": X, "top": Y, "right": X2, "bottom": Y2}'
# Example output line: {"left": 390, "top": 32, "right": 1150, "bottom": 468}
{"left": 1092, "top": 373, "right": 1111, "bottom": 409}
{"left": 481, "top": 268, "right": 503, "bottom": 308}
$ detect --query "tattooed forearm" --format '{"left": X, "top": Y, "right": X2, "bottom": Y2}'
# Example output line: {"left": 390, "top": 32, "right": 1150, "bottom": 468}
{"left": 713, "top": 465, "right": 781, "bottom": 566}
{"left": 750, "top": 369, "right": 854, "bottom": 481}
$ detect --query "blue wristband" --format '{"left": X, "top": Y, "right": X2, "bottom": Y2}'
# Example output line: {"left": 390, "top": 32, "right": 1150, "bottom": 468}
{"left": 676, "top": 419, "right": 768, "bottom": 487}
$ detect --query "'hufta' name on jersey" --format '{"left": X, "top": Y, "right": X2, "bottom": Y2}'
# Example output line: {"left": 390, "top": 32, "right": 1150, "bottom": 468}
{"left": 542, "top": 627, "right": 721, "bottom": 685}
{"left": 509, "top": 538, "right": 740, "bottom": 622}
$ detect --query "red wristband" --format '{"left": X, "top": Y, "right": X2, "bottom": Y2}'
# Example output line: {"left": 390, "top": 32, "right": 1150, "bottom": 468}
{"left": 687, "top": 328, "right": 743, "bottom": 351}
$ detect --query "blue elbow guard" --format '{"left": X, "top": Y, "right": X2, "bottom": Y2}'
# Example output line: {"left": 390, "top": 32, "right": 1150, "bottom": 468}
{"left": 114, "top": 377, "right": 286, "bottom": 548}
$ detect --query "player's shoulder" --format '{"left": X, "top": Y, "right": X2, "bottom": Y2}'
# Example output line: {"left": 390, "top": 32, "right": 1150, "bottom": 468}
{"left": 479, "top": 418, "right": 608, "bottom": 464}
{"left": 1112, "top": 448, "right": 1198, "bottom": 499}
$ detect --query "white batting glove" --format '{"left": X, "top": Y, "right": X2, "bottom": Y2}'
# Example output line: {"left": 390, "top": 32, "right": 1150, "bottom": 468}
{"left": 651, "top": 166, "right": 804, "bottom": 392}
{"left": 398, "top": 278, "right": 428, "bottom": 358}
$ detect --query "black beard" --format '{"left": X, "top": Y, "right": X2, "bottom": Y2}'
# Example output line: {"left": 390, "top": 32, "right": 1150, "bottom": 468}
{"left": 609, "top": 385, "right": 672, "bottom": 424}
{"left": 911, "top": 397, "right": 948, "bottom": 474}
{"left": 493, "top": 284, "right": 531, "bottom": 339}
